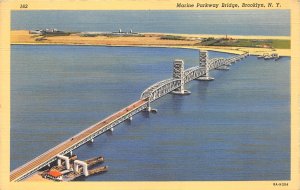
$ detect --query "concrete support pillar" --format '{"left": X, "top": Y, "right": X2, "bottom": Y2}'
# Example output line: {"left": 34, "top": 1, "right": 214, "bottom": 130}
{"left": 147, "top": 101, "right": 151, "bottom": 112}
{"left": 74, "top": 164, "right": 79, "bottom": 172}
{"left": 74, "top": 160, "right": 89, "bottom": 176}
{"left": 57, "top": 154, "right": 70, "bottom": 170}
{"left": 83, "top": 165, "right": 89, "bottom": 176}
{"left": 57, "top": 159, "right": 62, "bottom": 166}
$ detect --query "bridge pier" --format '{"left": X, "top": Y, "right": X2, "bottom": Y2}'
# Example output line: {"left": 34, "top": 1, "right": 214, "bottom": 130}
{"left": 57, "top": 154, "right": 70, "bottom": 170}
{"left": 171, "top": 59, "right": 191, "bottom": 95}
{"left": 146, "top": 101, "right": 152, "bottom": 112}
{"left": 141, "top": 101, "right": 152, "bottom": 112}
{"left": 74, "top": 160, "right": 89, "bottom": 176}
{"left": 196, "top": 50, "right": 214, "bottom": 81}
{"left": 143, "top": 101, "right": 157, "bottom": 113}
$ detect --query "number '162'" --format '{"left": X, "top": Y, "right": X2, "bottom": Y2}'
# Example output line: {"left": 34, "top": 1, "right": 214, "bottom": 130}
{"left": 20, "top": 4, "right": 28, "bottom": 8}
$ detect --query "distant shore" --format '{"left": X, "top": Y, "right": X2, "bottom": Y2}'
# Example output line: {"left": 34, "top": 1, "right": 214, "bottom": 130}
{"left": 11, "top": 30, "right": 291, "bottom": 56}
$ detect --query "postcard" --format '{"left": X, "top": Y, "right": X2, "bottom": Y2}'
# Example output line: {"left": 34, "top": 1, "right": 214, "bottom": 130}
{"left": 0, "top": 0, "right": 299, "bottom": 190}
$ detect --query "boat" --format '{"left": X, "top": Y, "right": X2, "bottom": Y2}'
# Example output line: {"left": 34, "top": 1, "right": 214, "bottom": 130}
{"left": 263, "top": 53, "right": 279, "bottom": 60}
{"left": 264, "top": 55, "right": 273, "bottom": 60}
{"left": 257, "top": 53, "right": 268, "bottom": 59}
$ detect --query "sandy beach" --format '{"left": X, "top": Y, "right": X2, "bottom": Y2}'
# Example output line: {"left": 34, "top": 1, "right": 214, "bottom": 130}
{"left": 11, "top": 30, "right": 290, "bottom": 56}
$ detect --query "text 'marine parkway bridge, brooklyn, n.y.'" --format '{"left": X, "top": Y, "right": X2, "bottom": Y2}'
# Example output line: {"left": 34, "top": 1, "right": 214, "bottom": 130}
{"left": 10, "top": 50, "right": 249, "bottom": 181}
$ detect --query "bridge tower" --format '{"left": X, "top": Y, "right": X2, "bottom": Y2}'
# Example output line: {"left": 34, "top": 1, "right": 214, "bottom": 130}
{"left": 197, "top": 50, "right": 214, "bottom": 81}
{"left": 172, "top": 59, "right": 191, "bottom": 95}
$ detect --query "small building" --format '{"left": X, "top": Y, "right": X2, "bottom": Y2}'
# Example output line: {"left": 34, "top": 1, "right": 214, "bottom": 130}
{"left": 110, "top": 29, "right": 140, "bottom": 36}
{"left": 44, "top": 170, "right": 63, "bottom": 181}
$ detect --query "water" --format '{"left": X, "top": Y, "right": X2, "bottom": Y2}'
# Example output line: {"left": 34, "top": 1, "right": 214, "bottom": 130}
{"left": 11, "top": 45, "right": 290, "bottom": 180}
{"left": 11, "top": 10, "right": 290, "bottom": 36}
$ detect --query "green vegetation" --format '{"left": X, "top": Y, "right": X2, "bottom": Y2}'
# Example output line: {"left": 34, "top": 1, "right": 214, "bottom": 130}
{"left": 270, "top": 40, "right": 290, "bottom": 49}
{"left": 42, "top": 32, "right": 71, "bottom": 37}
{"left": 102, "top": 34, "right": 145, "bottom": 37}
{"left": 160, "top": 35, "right": 187, "bottom": 40}
{"left": 79, "top": 33, "right": 145, "bottom": 37}
{"left": 200, "top": 38, "right": 290, "bottom": 49}
{"left": 35, "top": 36, "right": 47, "bottom": 41}
{"left": 200, "top": 37, "right": 222, "bottom": 46}
{"left": 80, "top": 34, "right": 99, "bottom": 37}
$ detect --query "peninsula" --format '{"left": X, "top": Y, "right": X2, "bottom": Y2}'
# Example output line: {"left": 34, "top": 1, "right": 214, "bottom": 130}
{"left": 11, "top": 30, "right": 291, "bottom": 56}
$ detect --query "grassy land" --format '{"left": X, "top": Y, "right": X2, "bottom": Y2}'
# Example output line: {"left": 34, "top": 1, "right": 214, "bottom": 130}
{"left": 11, "top": 30, "right": 291, "bottom": 56}
{"left": 160, "top": 35, "right": 187, "bottom": 40}
{"left": 270, "top": 39, "right": 291, "bottom": 49}
{"left": 200, "top": 38, "right": 290, "bottom": 49}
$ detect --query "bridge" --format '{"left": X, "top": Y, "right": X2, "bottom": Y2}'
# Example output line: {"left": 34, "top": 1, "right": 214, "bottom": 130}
{"left": 141, "top": 51, "right": 248, "bottom": 103}
{"left": 10, "top": 50, "right": 248, "bottom": 181}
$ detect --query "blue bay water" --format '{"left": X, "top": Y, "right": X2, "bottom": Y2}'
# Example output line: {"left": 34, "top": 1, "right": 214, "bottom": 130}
{"left": 11, "top": 10, "right": 290, "bottom": 36}
{"left": 11, "top": 45, "right": 290, "bottom": 180}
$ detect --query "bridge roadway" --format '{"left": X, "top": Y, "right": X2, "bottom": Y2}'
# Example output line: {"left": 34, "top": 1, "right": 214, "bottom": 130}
{"left": 10, "top": 99, "right": 148, "bottom": 181}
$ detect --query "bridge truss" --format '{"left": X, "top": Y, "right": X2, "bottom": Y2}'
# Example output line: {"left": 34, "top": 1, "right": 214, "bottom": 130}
{"left": 141, "top": 51, "right": 248, "bottom": 102}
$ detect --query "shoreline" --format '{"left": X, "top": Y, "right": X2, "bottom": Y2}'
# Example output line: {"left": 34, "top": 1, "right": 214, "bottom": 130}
{"left": 11, "top": 30, "right": 291, "bottom": 56}
{"left": 11, "top": 42, "right": 291, "bottom": 57}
